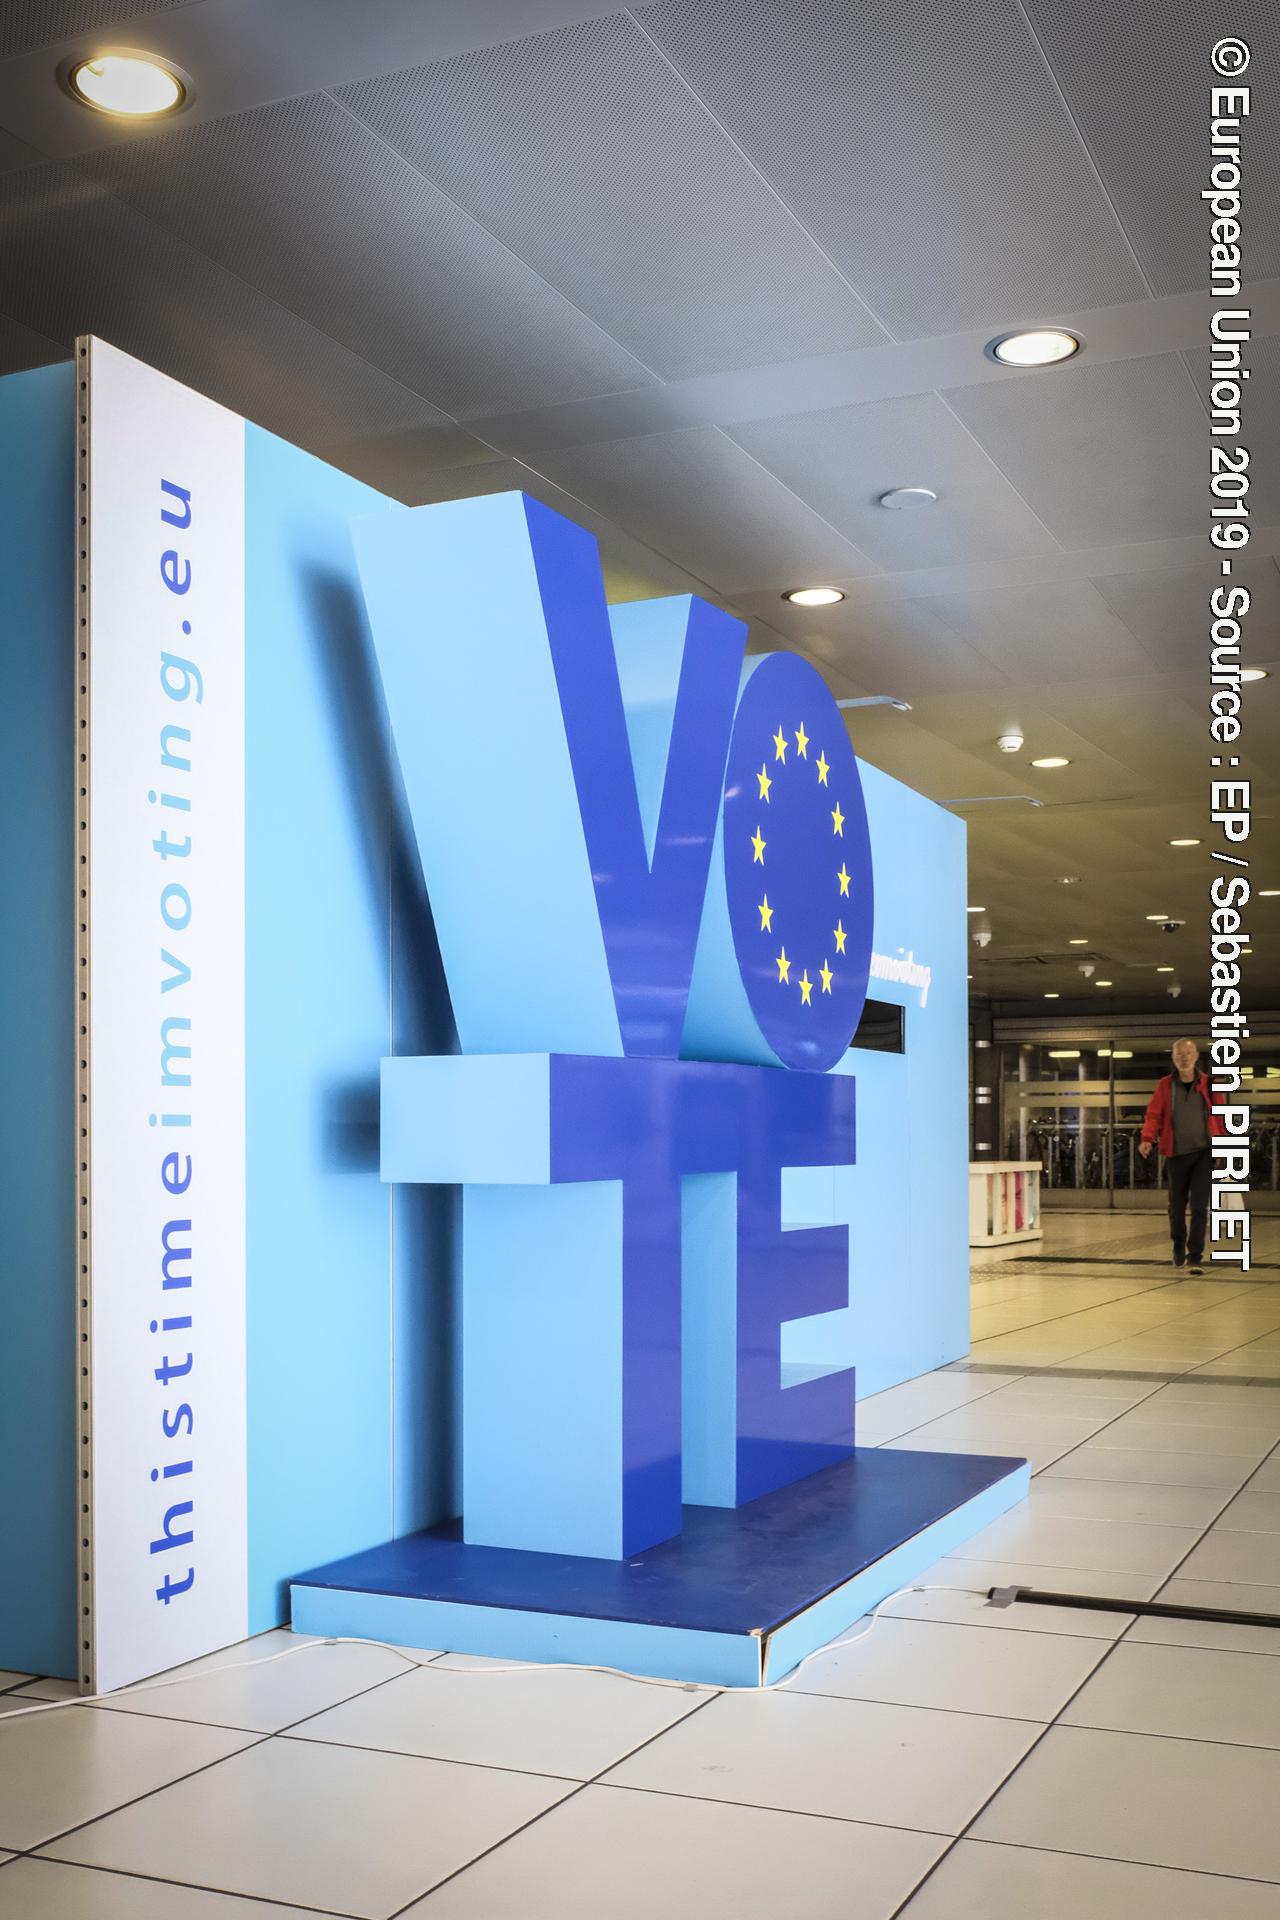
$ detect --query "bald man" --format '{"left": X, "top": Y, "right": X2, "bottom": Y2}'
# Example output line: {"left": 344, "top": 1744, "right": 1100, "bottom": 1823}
{"left": 1139, "top": 1040, "right": 1225, "bottom": 1274}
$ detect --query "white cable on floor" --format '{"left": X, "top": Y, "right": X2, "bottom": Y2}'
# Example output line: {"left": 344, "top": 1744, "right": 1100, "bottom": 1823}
{"left": 0, "top": 1583, "right": 984, "bottom": 1719}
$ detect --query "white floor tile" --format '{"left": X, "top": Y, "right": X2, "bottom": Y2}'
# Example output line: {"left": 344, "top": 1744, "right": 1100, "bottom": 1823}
{"left": 287, "top": 1658, "right": 708, "bottom": 1780}
{"left": 0, "top": 1675, "right": 32, "bottom": 1692}
{"left": 603, "top": 1689, "right": 1039, "bottom": 1834}
{"left": 1250, "top": 1451, "right": 1280, "bottom": 1492}
{"left": 1121, "top": 1397, "right": 1280, "bottom": 1433}
{"left": 1177, "top": 1529, "right": 1280, "bottom": 1586}
{"left": 945, "top": 1509, "right": 1198, "bottom": 1579}
{"left": 1062, "top": 1640, "right": 1280, "bottom": 1746}
{"left": 1021, "top": 1475, "right": 1229, "bottom": 1527}
{"left": 784, "top": 1615, "right": 1106, "bottom": 1720}
{"left": 11, "top": 1678, "right": 79, "bottom": 1702}
{"left": 1216, "top": 1490, "right": 1280, "bottom": 1533}
{"left": 977, "top": 1374, "right": 1153, "bottom": 1404}
{"left": 1126, "top": 1579, "right": 1280, "bottom": 1656}
{"left": 899, "top": 1408, "right": 1109, "bottom": 1448}
{"left": 972, "top": 1723, "right": 1280, "bottom": 1880}
{"left": 899, "top": 1837, "right": 1280, "bottom": 1918}
{"left": 884, "top": 1558, "right": 1152, "bottom": 1635}
{"left": 94, "top": 1635, "right": 419, "bottom": 1734}
{"left": 1042, "top": 1443, "right": 1257, "bottom": 1488}
{"left": 0, "top": 1705, "right": 256, "bottom": 1851}
{"left": 885, "top": 1432, "right": 1068, "bottom": 1476}
{"left": 1086, "top": 1418, "right": 1279, "bottom": 1460}
{"left": 402, "top": 1783, "right": 944, "bottom": 1919}
{"left": 0, "top": 1856, "right": 346, "bottom": 1919}
{"left": 42, "top": 1736, "right": 572, "bottom": 1920}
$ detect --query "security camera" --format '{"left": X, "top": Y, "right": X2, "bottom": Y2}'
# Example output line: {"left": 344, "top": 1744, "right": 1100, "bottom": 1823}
{"left": 973, "top": 927, "right": 993, "bottom": 948}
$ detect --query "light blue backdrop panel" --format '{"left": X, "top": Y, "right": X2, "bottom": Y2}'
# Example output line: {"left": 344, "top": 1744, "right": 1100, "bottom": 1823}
{"left": 0, "top": 364, "right": 77, "bottom": 1677}
{"left": 781, "top": 762, "right": 969, "bottom": 1397}
{"left": 243, "top": 425, "right": 458, "bottom": 1626}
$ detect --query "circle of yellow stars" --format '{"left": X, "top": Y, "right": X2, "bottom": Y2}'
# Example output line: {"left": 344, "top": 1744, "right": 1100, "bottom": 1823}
{"left": 749, "top": 719, "right": 852, "bottom": 1008}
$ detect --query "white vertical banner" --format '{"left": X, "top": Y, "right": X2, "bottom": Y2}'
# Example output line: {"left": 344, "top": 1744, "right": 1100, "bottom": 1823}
{"left": 85, "top": 338, "right": 247, "bottom": 1692}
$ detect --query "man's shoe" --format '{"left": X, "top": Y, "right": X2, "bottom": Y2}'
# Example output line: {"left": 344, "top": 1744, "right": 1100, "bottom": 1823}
{"left": 1172, "top": 1254, "right": 1186, "bottom": 1270}
{"left": 1188, "top": 1262, "right": 1204, "bottom": 1275}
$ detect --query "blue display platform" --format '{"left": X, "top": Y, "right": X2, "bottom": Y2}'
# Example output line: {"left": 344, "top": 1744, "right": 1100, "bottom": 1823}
{"left": 291, "top": 1447, "right": 1029, "bottom": 1686}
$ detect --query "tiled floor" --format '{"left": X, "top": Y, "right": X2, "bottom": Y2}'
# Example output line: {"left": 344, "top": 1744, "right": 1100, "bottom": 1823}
{"left": 3, "top": 1211, "right": 1280, "bottom": 1918}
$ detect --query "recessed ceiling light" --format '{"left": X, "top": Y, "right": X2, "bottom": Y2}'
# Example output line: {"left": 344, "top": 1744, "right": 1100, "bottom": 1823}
{"left": 1044, "top": 992, "right": 1060, "bottom": 999}
{"left": 967, "top": 906, "right": 986, "bottom": 914}
{"left": 61, "top": 50, "right": 190, "bottom": 116}
{"left": 783, "top": 586, "right": 844, "bottom": 607}
{"left": 878, "top": 487, "right": 938, "bottom": 510}
{"left": 1031, "top": 756, "right": 1071, "bottom": 769}
{"left": 1049, "top": 1049, "right": 1081, "bottom": 1059}
{"left": 1095, "top": 979, "right": 1113, "bottom": 987}
{"left": 1113, "top": 1050, "right": 1133, "bottom": 1059}
{"left": 1156, "top": 966, "right": 1175, "bottom": 973}
{"left": 1169, "top": 838, "right": 1200, "bottom": 847}
{"left": 986, "top": 328, "right": 1082, "bottom": 368}
{"left": 996, "top": 732, "right": 1024, "bottom": 753}
{"left": 1068, "top": 938, "right": 1088, "bottom": 945}
{"left": 1097, "top": 1048, "right": 1112, "bottom": 1057}
{"left": 1260, "top": 889, "right": 1280, "bottom": 897}
{"left": 1242, "top": 667, "right": 1269, "bottom": 682}
{"left": 1243, "top": 946, "right": 1253, "bottom": 954}
{"left": 1144, "top": 914, "right": 1171, "bottom": 922}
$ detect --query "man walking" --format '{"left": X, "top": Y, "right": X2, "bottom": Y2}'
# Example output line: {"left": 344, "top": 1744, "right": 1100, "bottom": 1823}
{"left": 1139, "top": 1039, "right": 1225, "bottom": 1274}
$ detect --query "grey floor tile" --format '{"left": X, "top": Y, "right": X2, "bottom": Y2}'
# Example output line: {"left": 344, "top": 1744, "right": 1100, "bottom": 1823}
{"left": 1042, "top": 1444, "right": 1256, "bottom": 1488}
{"left": 0, "top": 1703, "right": 256, "bottom": 1851}
{"left": 42, "top": 1731, "right": 573, "bottom": 1920}
{"left": 10, "top": 1678, "right": 79, "bottom": 1702}
{"left": 0, "top": 1675, "right": 32, "bottom": 1692}
{"left": 971, "top": 1723, "right": 1280, "bottom": 1881}
{"left": 784, "top": 1615, "right": 1106, "bottom": 1720}
{"left": 1087, "top": 1419, "right": 1278, "bottom": 1461}
{"left": 1126, "top": 1579, "right": 1280, "bottom": 1656}
{"left": 1217, "top": 1490, "right": 1280, "bottom": 1533}
{"left": 0, "top": 1855, "right": 346, "bottom": 1919}
{"left": 1176, "top": 1528, "right": 1280, "bottom": 1586}
{"left": 287, "top": 1659, "right": 708, "bottom": 1780}
{"left": 1124, "top": 1396, "right": 1280, "bottom": 1433}
{"left": 603, "top": 1689, "right": 1039, "bottom": 1834}
{"left": 1062, "top": 1640, "right": 1280, "bottom": 1746}
{"left": 1250, "top": 1451, "right": 1280, "bottom": 1492}
{"left": 92, "top": 1634, "right": 416, "bottom": 1733}
{"left": 1021, "top": 1475, "right": 1229, "bottom": 1527}
{"left": 402, "top": 1783, "right": 944, "bottom": 1919}
{"left": 899, "top": 1837, "right": 1280, "bottom": 1918}
{"left": 946, "top": 1509, "right": 1198, "bottom": 1579}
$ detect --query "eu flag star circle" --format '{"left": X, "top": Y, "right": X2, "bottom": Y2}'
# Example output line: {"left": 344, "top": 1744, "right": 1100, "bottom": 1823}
{"left": 722, "top": 653, "right": 873, "bottom": 1071}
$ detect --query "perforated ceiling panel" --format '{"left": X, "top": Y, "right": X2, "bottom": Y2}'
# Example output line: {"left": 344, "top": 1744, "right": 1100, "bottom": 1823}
{"left": 0, "top": 0, "right": 186, "bottom": 59}
{"left": 337, "top": 12, "right": 885, "bottom": 381}
{"left": 534, "top": 424, "right": 876, "bottom": 595}
{"left": 922, "top": 579, "right": 1153, "bottom": 683}
{"left": 1092, "top": 560, "right": 1280, "bottom": 673}
{"left": 943, "top": 356, "right": 1208, "bottom": 549}
{"left": 727, "top": 391, "right": 1060, "bottom": 571}
{"left": 635, "top": 0, "right": 1149, "bottom": 339}
{"left": 1185, "top": 333, "right": 1280, "bottom": 532}
{"left": 1022, "top": 0, "right": 1280, "bottom": 293}
{"left": 81, "top": 90, "right": 652, "bottom": 420}
{"left": 749, "top": 591, "right": 1013, "bottom": 698}
{"left": 0, "top": 156, "right": 461, "bottom": 448}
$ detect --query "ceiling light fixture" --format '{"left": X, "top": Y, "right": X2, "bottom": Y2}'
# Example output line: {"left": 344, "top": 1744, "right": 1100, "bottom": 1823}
{"left": 1044, "top": 992, "right": 1060, "bottom": 999}
{"left": 836, "top": 695, "right": 912, "bottom": 711}
{"left": 1048, "top": 1049, "right": 1081, "bottom": 1059}
{"left": 1156, "top": 966, "right": 1175, "bottom": 973}
{"left": 986, "top": 328, "right": 1082, "bottom": 368}
{"left": 967, "top": 906, "right": 986, "bottom": 914}
{"left": 1068, "top": 938, "right": 1088, "bottom": 945}
{"left": 783, "top": 586, "right": 844, "bottom": 607}
{"left": 1031, "top": 756, "right": 1071, "bottom": 769}
{"left": 1260, "top": 889, "right": 1280, "bottom": 897}
{"left": 1144, "top": 914, "right": 1171, "bottom": 922}
{"left": 1241, "top": 667, "right": 1269, "bottom": 682}
{"left": 60, "top": 49, "right": 191, "bottom": 116}
{"left": 1113, "top": 1050, "right": 1133, "bottom": 1059}
{"left": 996, "top": 732, "right": 1024, "bottom": 753}
{"left": 1169, "top": 838, "right": 1200, "bottom": 847}
{"left": 878, "top": 487, "right": 938, "bottom": 510}
{"left": 1095, "top": 979, "right": 1113, "bottom": 987}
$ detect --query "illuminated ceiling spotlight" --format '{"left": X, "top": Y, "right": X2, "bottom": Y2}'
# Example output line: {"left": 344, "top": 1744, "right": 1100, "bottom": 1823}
{"left": 1169, "top": 837, "right": 1200, "bottom": 847}
{"left": 783, "top": 585, "right": 844, "bottom": 607}
{"left": 1068, "top": 938, "right": 1089, "bottom": 945}
{"left": 1241, "top": 667, "right": 1269, "bottom": 682}
{"left": 1048, "top": 1049, "right": 1081, "bottom": 1059}
{"left": 1031, "top": 756, "right": 1071, "bottom": 769}
{"left": 986, "top": 328, "right": 1082, "bottom": 367}
{"left": 60, "top": 49, "right": 191, "bottom": 116}
{"left": 1095, "top": 978, "right": 1114, "bottom": 987}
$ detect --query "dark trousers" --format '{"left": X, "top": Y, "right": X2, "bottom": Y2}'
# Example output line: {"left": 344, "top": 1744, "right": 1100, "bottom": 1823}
{"left": 1167, "top": 1147, "right": 1211, "bottom": 1261}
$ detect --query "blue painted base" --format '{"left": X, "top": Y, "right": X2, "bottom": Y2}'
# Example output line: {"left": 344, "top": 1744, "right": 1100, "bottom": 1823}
{"left": 291, "top": 1448, "right": 1029, "bottom": 1685}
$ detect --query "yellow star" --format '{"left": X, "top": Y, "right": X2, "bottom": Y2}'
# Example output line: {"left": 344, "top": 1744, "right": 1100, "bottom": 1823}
{"left": 837, "top": 864, "right": 851, "bottom": 897}
{"left": 751, "top": 825, "right": 766, "bottom": 864}
{"left": 772, "top": 726, "right": 788, "bottom": 762}
{"left": 758, "top": 895, "right": 773, "bottom": 932}
{"left": 795, "top": 721, "right": 809, "bottom": 758}
{"left": 799, "top": 969, "right": 813, "bottom": 1006}
{"left": 834, "top": 920, "right": 847, "bottom": 954}
{"left": 776, "top": 947, "right": 791, "bottom": 984}
{"left": 756, "top": 764, "right": 772, "bottom": 802}
{"left": 816, "top": 751, "right": 830, "bottom": 786}
{"left": 819, "top": 959, "right": 834, "bottom": 994}
{"left": 831, "top": 801, "right": 845, "bottom": 836}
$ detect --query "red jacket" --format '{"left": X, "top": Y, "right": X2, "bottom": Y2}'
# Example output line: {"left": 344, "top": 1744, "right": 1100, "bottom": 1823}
{"left": 1141, "top": 1071, "right": 1226, "bottom": 1157}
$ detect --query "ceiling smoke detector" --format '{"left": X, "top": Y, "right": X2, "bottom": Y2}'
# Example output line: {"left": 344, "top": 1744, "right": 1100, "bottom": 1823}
{"left": 996, "top": 732, "right": 1024, "bottom": 753}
